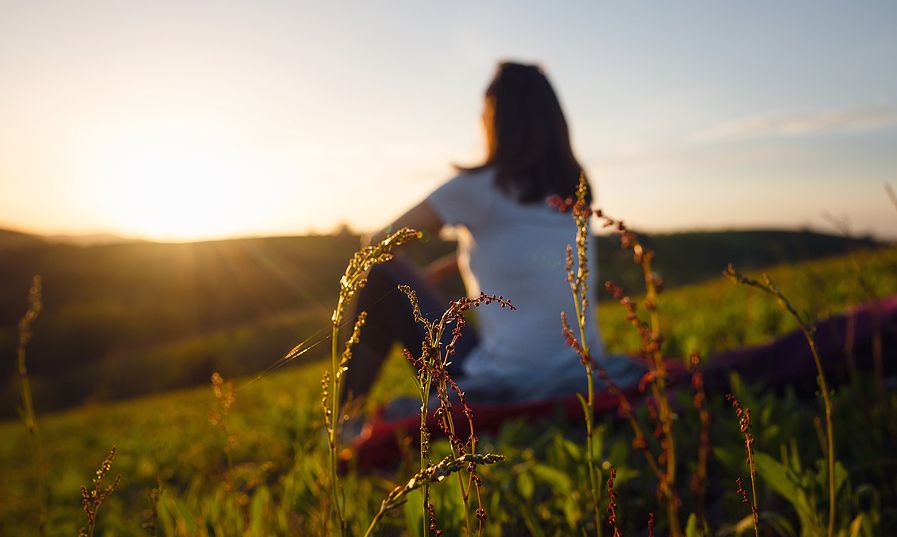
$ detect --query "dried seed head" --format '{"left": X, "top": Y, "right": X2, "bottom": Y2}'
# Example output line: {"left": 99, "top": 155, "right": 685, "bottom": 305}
{"left": 427, "top": 502, "right": 444, "bottom": 536}
{"left": 606, "top": 466, "right": 622, "bottom": 537}
{"left": 334, "top": 227, "right": 421, "bottom": 326}
{"left": 79, "top": 446, "right": 121, "bottom": 534}
{"left": 735, "top": 477, "right": 750, "bottom": 506}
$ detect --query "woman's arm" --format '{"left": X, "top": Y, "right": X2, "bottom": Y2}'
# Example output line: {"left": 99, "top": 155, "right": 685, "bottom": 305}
{"left": 366, "top": 200, "right": 444, "bottom": 246}
{"left": 366, "top": 200, "right": 457, "bottom": 284}
{"left": 422, "top": 252, "right": 459, "bottom": 285}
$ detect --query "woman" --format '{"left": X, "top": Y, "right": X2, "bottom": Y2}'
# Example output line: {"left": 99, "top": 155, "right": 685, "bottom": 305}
{"left": 343, "top": 62, "right": 646, "bottom": 406}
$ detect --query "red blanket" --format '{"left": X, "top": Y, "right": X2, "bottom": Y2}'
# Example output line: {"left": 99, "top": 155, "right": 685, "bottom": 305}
{"left": 345, "top": 362, "right": 684, "bottom": 469}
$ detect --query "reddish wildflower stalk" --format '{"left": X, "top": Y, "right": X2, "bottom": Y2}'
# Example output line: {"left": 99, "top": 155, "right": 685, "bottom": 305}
{"left": 604, "top": 279, "right": 680, "bottom": 534}
{"left": 563, "top": 312, "right": 665, "bottom": 482}
{"left": 647, "top": 512, "right": 655, "bottom": 537}
{"left": 606, "top": 466, "right": 622, "bottom": 537}
{"left": 689, "top": 352, "right": 710, "bottom": 533}
{"left": 400, "top": 285, "right": 514, "bottom": 537}
{"left": 725, "top": 265, "right": 835, "bottom": 537}
{"left": 735, "top": 477, "right": 750, "bottom": 505}
{"left": 552, "top": 176, "right": 683, "bottom": 535}
{"left": 427, "top": 502, "right": 445, "bottom": 536}
{"left": 726, "top": 394, "right": 759, "bottom": 537}
{"left": 556, "top": 197, "right": 681, "bottom": 535}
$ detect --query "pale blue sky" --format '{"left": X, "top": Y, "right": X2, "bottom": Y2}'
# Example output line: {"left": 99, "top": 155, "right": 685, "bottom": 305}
{"left": 1, "top": 1, "right": 895, "bottom": 240}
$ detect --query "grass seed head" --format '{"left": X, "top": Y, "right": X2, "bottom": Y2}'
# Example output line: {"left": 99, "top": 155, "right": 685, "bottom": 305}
{"left": 79, "top": 446, "right": 121, "bottom": 536}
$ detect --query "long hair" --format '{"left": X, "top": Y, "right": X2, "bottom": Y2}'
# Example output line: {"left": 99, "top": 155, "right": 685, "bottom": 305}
{"left": 459, "top": 62, "right": 589, "bottom": 204}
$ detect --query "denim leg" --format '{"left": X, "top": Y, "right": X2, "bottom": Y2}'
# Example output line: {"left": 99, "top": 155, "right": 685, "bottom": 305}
{"left": 341, "top": 258, "right": 479, "bottom": 401}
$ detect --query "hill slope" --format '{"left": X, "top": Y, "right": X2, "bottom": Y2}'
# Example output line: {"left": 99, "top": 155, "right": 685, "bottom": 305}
{"left": 0, "top": 228, "right": 45, "bottom": 250}
{"left": 0, "top": 228, "right": 884, "bottom": 414}
{"left": 596, "top": 228, "right": 881, "bottom": 291}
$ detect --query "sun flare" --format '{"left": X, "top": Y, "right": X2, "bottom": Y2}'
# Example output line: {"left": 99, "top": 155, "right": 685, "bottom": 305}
{"left": 96, "top": 130, "right": 267, "bottom": 241}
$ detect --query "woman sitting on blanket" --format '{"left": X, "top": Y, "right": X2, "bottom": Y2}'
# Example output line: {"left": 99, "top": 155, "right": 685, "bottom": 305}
{"left": 342, "top": 61, "right": 647, "bottom": 407}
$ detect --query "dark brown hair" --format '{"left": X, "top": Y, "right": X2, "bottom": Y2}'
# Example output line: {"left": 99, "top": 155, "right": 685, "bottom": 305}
{"left": 460, "top": 61, "right": 589, "bottom": 204}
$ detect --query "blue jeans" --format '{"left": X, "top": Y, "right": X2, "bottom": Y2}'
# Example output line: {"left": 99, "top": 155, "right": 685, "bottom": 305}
{"left": 341, "top": 258, "right": 479, "bottom": 402}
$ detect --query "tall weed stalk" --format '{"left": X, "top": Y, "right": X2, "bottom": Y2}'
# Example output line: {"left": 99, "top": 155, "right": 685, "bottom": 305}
{"left": 606, "top": 234, "right": 681, "bottom": 537}
{"left": 726, "top": 394, "right": 759, "bottom": 537}
{"left": 16, "top": 275, "right": 47, "bottom": 536}
{"left": 78, "top": 446, "right": 121, "bottom": 537}
{"left": 399, "top": 285, "right": 513, "bottom": 536}
{"left": 689, "top": 352, "right": 711, "bottom": 535}
{"left": 321, "top": 227, "right": 420, "bottom": 535}
{"left": 605, "top": 251, "right": 680, "bottom": 533}
{"left": 725, "top": 265, "right": 836, "bottom": 537}
{"left": 552, "top": 184, "right": 682, "bottom": 536}
{"left": 553, "top": 174, "right": 604, "bottom": 536}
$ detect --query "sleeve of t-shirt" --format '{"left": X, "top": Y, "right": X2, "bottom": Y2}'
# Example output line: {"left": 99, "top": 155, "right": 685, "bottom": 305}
{"left": 425, "top": 171, "right": 493, "bottom": 228}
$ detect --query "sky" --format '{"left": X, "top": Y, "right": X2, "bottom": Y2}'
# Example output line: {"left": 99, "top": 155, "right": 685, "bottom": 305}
{"left": 1, "top": 1, "right": 896, "bottom": 241}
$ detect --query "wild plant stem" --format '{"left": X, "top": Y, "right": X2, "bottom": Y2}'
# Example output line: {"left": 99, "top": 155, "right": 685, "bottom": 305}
{"left": 432, "top": 319, "right": 475, "bottom": 536}
{"left": 400, "top": 286, "right": 508, "bottom": 537}
{"left": 363, "top": 509, "right": 385, "bottom": 537}
{"left": 572, "top": 291, "right": 602, "bottom": 537}
{"left": 691, "top": 362, "right": 710, "bottom": 535}
{"left": 746, "top": 448, "right": 760, "bottom": 537}
{"left": 642, "top": 257, "right": 681, "bottom": 537}
{"left": 803, "top": 331, "right": 835, "bottom": 537}
{"left": 314, "top": 228, "right": 421, "bottom": 536}
{"left": 328, "top": 319, "right": 346, "bottom": 536}
{"left": 420, "top": 372, "right": 433, "bottom": 537}
{"left": 773, "top": 299, "right": 835, "bottom": 537}
{"left": 441, "top": 406, "right": 475, "bottom": 535}
{"left": 16, "top": 275, "right": 46, "bottom": 537}
{"left": 18, "top": 337, "right": 47, "bottom": 536}
{"left": 726, "top": 267, "right": 836, "bottom": 537}
{"left": 436, "top": 309, "right": 480, "bottom": 537}
{"left": 727, "top": 393, "right": 760, "bottom": 537}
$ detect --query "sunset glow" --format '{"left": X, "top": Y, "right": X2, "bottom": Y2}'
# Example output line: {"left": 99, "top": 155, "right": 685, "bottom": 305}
{"left": 1, "top": 2, "right": 896, "bottom": 241}
{"left": 94, "top": 129, "right": 267, "bottom": 240}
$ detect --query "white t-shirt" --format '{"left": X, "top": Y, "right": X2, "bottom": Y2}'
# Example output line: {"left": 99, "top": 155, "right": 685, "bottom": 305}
{"left": 426, "top": 168, "right": 643, "bottom": 401}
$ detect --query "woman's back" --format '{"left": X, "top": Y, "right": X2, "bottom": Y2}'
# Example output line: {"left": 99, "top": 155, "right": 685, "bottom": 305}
{"left": 427, "top": 167, "right": 606, "bottom": 387}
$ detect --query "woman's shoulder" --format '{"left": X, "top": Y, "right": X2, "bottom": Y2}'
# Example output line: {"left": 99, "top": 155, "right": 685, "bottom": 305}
{"left": 426, "top": 167, "right": 499, "bottom": 228}
{"left": 451, "top": 166, "right": 496, "bottom": 184}
{"left": 431, "top": 167, "right": 497, "bottom": 201}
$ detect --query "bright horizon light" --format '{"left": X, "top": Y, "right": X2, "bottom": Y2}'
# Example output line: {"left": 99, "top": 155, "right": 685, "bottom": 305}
{"left": 94, "top": 128, "right": 260, "bottom": 240}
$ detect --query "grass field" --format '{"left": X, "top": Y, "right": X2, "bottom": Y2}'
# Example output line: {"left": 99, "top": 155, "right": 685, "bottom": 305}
{"left": 2, "top": 245, "right": 896, "bottom": 536}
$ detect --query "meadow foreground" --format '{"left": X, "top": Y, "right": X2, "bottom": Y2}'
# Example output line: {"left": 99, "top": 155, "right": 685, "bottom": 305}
{"left": 2, "top": 245, "right": 896, "bottom": 536}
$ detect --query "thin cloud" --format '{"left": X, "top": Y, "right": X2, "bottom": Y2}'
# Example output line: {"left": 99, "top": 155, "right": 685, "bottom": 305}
{"left": 693, "top": 108, "right": 897, "bottom": 143}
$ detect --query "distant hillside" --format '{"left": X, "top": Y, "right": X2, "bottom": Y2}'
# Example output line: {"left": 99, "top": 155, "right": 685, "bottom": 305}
{"left": 0, "top": 228, "right": 883, "bottom": 416}
{"left": 0, "top": 228, "right": 45, "bottom": 250}
{"left": 596, "top": 229, "right": 881, "bottom": 293}
{"left": 0, "top": 234, "right": 363, "bottom": 414}
{"left": 44, "top": 232, "right": 146, "bottom": 246}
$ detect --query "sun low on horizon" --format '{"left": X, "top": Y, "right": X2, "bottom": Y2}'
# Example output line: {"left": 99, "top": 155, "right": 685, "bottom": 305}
{"left": 90, "top": 131, "right": 256, "bottom": 241}
{"left": 9, "top": 113, "right": 447, "bottom": 243}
